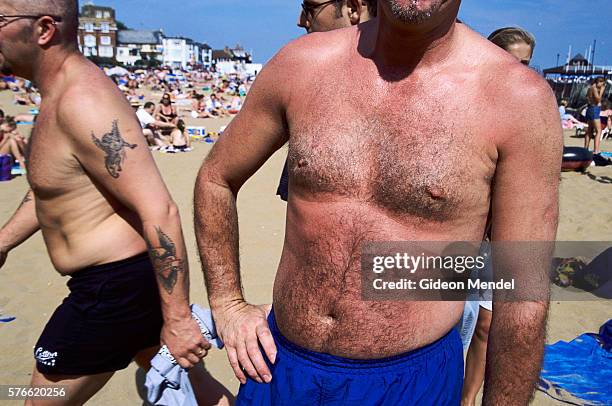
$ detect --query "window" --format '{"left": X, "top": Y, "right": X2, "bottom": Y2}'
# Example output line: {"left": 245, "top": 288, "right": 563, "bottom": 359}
{"left": 84, "top": 23, "right": 94, "bottom": 32}
{"left": 84, "top": 35, "right": 96, "bottom": 47}
{"left": 100, "top": 36, "right": 111, "bottom": 45}
{"left": 100, "top": 23, "right": 110, "bottom": 33}
{"left": 130, "top": 49, "right": 139, "bottom": 57}
{"left": 99, "top": 46, "right": 113, "bottom": 58}
{"left": 104, "top": 11, "right": 110, "bottom": 18}
{"left": 96, "top": 11, "right": 102, "bottom": 18}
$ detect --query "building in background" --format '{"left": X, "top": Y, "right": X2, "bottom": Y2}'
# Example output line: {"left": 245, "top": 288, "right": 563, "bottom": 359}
{"left": 212, "top": 45, "right": 253, "bottom": 66}
{"left": 163, "top": 37, "right": 201, "bottom": 69}
{"left": 116, "top": 30, "right": 164, "bottom": 67}
{"left": 198, "top": 43, "right": 213, "bottom": 69}
{"left": 76, "top": 3, "right": 256, "bottom": 70}
{"left": 78, "top": 3, "right": 118, "bottom": 59}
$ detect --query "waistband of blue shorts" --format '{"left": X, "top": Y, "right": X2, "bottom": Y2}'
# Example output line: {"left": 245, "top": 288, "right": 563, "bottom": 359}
{"left": 268, "top": 308, "right": 460, "bottom": 373}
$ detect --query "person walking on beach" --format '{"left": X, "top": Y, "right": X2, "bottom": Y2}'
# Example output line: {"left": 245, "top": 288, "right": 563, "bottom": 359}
{"left": 585, "top": 77, "right": 607, "bottom": 154}
{"left": 0, "top": 1, "right": 211, "bottom": 403}
{"left": 277, "top": 0, "right": 377, "bottom": 201}
{"left": 195, "top": 0, "right": 562, "bottom": 404}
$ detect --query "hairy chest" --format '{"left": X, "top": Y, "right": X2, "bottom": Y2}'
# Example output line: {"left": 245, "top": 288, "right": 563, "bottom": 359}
{"left": 287, "top": 97, "right": 496, "bottom": 221}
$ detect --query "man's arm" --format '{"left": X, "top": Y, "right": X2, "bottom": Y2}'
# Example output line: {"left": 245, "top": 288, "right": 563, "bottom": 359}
{"left": 58, "top": 85, "right": 208, "bottom": 368}
{"left": 0, "top": 190, "right": 39, "bottom": 268}
{"left": 194, "top": 49, "right": 293, "bottom": 384}
{"left": 483, "top": 72, "right": 563, "bottom": 405}
{"left": 594, "top": 84, "right": 606, "bottom": 103}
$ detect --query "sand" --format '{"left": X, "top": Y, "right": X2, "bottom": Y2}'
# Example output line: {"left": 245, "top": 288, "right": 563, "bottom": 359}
{"left": 0, "top": 88, "right": 610, "bottom": 405}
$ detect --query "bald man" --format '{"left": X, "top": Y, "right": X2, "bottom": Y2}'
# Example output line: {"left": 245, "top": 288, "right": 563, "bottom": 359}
{"left": 0, "top": 1, "right": 209, "bottom": 403}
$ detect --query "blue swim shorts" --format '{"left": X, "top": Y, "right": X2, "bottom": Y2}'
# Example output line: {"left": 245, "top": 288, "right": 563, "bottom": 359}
{"left": 236, "top": 309, "right": 463, "bottom": 405}
{"left": 585, "top": 106, "right": 601, "bottom": 122}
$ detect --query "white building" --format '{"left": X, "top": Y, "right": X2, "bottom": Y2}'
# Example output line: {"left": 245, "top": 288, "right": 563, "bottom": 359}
{"left": 198, "top": 43, "right": 213, "bottom": 69}
{"left": 116, "top": 30, "right": 164, "bottom": 66}
{"left": 163, "top": 37, "right": 200, "bottom": 69}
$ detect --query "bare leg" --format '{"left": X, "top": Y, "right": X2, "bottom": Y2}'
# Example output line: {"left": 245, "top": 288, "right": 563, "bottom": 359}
{"left": 585, "top": 122, "right": 593, "bottom": 150}
{"left": 9, "top": 139, "right": 26, "bottom": 170}
{"left": 189, "top": 363, "right": 235, "bottom": 406}
{"left": 461, "top": 308, "right": 492, "bottom": 406}
{"left": 593, "top": 120, "right": 602, "bottom": 154}
{"left": 134, "top": 346, "right": 234, "bottom": 406}
{"left": 25, "top": 367, "right": 114, "bottom": 406}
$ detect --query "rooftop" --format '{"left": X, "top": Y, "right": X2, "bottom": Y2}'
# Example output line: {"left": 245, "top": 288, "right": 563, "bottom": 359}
{"left": 117, "top": 30, "right": 164, "bottom": 45}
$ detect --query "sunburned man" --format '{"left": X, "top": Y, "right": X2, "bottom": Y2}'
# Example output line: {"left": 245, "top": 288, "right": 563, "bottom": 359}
{"left": 195, "top": 1, "right": 562, "bottom": 404}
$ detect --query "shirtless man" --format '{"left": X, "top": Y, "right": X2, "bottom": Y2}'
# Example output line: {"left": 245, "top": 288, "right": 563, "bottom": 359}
{"left": 195, "top": 1, "right": 561, "bottom": 404}
{"left": 0, "top": 1, "right": 209, "bottom": 404}
{"left": 277, "top": 0, "right": 378, "bottom": 201}
{"left": 585, "top": 77, "right": 607, "bottom": 154}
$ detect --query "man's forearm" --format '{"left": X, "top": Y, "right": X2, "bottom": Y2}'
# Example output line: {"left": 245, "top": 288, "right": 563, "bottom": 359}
{"left": 0, "top": 190, "right": 40, "bottom": 252}
{"left": 482, "top": 301, "right": 548, "bottom": 405}
{"left": 142, "top": 205, "right": 191, "bottom": 320}
{"left": 194, "top": 176, "right": 243, "bottom": 311}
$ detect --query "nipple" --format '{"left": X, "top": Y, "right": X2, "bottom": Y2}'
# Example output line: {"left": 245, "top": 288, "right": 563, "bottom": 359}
{"left": 428, "top": 186, "right": 446, "bottom": 200}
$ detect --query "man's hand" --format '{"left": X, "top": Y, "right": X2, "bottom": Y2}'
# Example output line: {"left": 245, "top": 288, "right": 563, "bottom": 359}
{"left": 214, "top": 302, "right": 276, "bottom": 384}
{"left": 161, "top": 317, "right": 211, "bottom": 369}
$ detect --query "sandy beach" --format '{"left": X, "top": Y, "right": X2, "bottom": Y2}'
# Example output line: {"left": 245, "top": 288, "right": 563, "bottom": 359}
{"left": 0, "top": 88, "right": 610, "bottom": 405}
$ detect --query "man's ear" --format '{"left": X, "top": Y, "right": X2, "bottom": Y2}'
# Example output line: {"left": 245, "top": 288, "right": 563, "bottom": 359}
{"left": 36, "top": 16, "right": 59, "bottom": 47}
{"left": 346, "top": 0, "right": 363, "bottom": 25}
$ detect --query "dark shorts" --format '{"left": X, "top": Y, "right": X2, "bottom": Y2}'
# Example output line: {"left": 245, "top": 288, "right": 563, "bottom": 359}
{"left": 34, "top": 253, "right": 163, "bottom": 376}
{"left": 237, "top": 309, "right": 464, "bottom": 405}
{"left": 586, "top": 106, "right": 601, "bottom": 122}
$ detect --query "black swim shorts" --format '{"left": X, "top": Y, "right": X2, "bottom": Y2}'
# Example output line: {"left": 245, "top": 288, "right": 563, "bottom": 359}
{"left": 34, "top": 253, "right": 163, "bottom": 376}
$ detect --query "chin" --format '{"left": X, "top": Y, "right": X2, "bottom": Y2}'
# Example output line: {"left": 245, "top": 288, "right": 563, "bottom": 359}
{"left": 386, "top": 0, "right": 447, "bottom": 23}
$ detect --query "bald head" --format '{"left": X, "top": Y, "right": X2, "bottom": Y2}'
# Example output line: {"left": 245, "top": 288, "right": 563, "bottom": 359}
{"left": 10, "top": 0, "right": 79, "bottom": 44}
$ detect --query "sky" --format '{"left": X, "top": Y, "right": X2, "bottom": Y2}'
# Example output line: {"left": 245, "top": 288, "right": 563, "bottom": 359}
{"left": 93, "top": 0, "right": 612, "bottom": 69}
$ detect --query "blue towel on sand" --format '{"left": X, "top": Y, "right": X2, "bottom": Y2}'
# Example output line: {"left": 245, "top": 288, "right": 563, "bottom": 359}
{"left": 145, "top": 305, "right": 223, "bottom": 406}
{"left": 538, "top": 320, "right": 612, "bottom": 405}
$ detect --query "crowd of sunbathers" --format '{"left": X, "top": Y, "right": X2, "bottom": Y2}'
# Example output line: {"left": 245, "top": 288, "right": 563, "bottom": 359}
{"left": 111, "top": 67, "right": 252, "bottom": 152}
{"left": 0, "top": 109, "right": 27, "bottom": 174}
{"left": 0, "top": 66, "right": 254, "bottom": 167}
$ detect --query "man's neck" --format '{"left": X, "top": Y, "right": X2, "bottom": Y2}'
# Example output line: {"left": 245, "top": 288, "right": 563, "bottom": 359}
{"left": 365, "top": 4, "right": 460, "bottom": 71}
{"left": 31, "top": 48, "right": 80, "bottom": 97}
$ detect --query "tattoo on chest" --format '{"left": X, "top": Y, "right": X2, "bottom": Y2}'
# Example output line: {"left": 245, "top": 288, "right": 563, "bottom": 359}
{"left": 91, "top": 120, "right": 137, "bottom": 179}
{"left": 147, "top": 226, "right": 185, "bottom": 294}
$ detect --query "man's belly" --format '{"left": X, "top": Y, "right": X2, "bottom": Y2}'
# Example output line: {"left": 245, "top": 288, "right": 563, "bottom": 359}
{"left": 272, "top": 199, "right": 481, "bottom": 359}
{"left": 40, "top": 211, "right": 146, "bottom": 275}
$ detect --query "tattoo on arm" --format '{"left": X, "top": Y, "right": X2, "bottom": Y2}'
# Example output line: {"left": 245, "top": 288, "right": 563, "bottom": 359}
{"left": 18, "top": 191, "right": 32, "bottom": 209}
{"left": 147, "top": 226, "right": 185, "bottom": 294}
{"left": 91, "top": 120, "right": 137, "bottom": 179}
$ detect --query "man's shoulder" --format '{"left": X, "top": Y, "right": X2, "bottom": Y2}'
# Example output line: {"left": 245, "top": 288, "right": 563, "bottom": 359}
{"left": 57, "top": 65, "right": 133, "bottom": 137}
{"left": 268, "top": 27, "right": 354, "bottom": 73}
